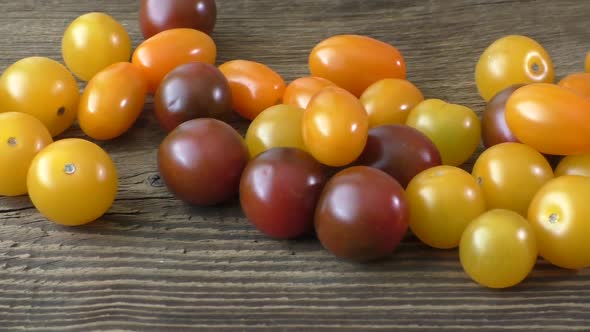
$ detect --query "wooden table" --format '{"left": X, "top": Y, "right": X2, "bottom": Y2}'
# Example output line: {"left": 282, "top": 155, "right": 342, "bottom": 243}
{"left": 1, "top": 0, "right": 590, "bottom": 330}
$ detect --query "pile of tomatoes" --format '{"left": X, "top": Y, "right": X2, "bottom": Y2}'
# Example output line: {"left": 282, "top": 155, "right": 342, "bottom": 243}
{"left": 2, "top": 0, "right": 590, "bottom": 289}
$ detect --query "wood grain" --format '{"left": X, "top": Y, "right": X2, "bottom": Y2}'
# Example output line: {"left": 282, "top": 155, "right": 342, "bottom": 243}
{"left": 1, "top": 0, "right": 590, "bottom": 330}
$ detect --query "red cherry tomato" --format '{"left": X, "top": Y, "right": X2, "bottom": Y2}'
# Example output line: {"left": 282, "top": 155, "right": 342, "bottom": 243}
{"left": 558, "top": 73, "right": 590, "bottom": 98}
{"left": 139, "top": 0, "right": 217, "bottom": 38}
{"left": 309, "top": 35, "right": 406, "bottom": 97}
{"left": 506, "top": 83, "right": 590, "bottom": 155}
{"left": 282, "top": 76, "right": 336, "bottom": 110}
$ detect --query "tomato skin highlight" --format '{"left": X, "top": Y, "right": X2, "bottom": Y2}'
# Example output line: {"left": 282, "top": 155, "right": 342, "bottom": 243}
{"left": 505, "top": 83, "right": 590, "bottom": 155}
{"left": 309, "top": 35, "right": 406, "bottom": 97}
{"left": 282, "top": 76, "right": 336, "bottom": 110}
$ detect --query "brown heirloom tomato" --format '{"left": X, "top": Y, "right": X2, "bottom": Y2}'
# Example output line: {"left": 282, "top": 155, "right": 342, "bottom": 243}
{"left": 140, "top": 0, "right": 217, "bottom": 38}
{"left": 481, "top": 84, "right": 523, "bottom": 148}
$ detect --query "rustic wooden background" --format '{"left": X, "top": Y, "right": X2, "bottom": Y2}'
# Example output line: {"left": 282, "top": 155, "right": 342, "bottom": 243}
{"left": 1, "top": 0, "right": 590, "bottom": 331}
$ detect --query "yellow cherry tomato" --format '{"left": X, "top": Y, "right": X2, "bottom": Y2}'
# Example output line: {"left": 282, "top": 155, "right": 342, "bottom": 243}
{"left": 476, "top": 35, "right": 554, "bottom": 101}
{"left": 302, "top": 86, "right": 369, "bottom": 167}
{"left": 460, "top": 209, "right": 538, "bottom": 289}
{"left": 0, "top": 57, "right": 79, "bottom": 137}
{"left": 360, "top": 78, "right": 424, "bottom": 128}
{"left": 78, "top": 62, "right": 148, "bottom": 140}
{"left": 62, "top": 12, "right": 131, "bottom": 81}
{"left": 245, "top": 104, "right": 306, "bottom": 159}
{"left": 555, "top": 154, "right": 590, "bottom": 177}
{"left": 472, "top": 142, "right": 554, "bottom": 216}
{"left": 27, "top": 139, "right": 118, "bottom": 226}
{"left": 0, "top": 112, "right": 52, "bottom": 196}
{"left": 406, "top": 165, "right": 486, "bottom": 249}
{"left": 406, "top": 99, "right": 481, "bottom": 166}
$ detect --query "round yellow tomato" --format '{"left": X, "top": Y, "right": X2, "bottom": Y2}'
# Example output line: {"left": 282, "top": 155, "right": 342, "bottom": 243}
{"left": 476, "top": 35, "right": 554, "bottom": 101}
{"left": 460, "top": 209, "right": 537, "bottom": 289}
{"left": 62, "top": 12, "right": 131, "bottom": 81}
{"left": 555, "top": 154, "right": 590, "bottom": 177}
{"left": 360, "top": 78, "right": 424, "bottom": 128}
{"left": 0, "top": 57, "right": 79, "bottom": 137}
{"left": 27, "top": 139, "right": 118, "bottom": 226}
{"left": 245, "top": 104, "right": 306, "bottom": 158}
{"left": 0, "top": 112, "right": 53, "bottom": 196}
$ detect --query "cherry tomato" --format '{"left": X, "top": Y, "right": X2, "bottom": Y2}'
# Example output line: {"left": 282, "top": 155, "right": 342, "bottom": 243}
{"left": 0, "top": 57, "right": 79, "bottom": 137}
{"left": 0, "top": 113, "right": 52, "bottom": 197}
{"left": 27, "top": 139, "right": 118, "bottom": 226}
{"left": 62, "top": 12, "right": 131, "bottom": 81}
{"left": 356, "top": 125, "right": 441, "bottom": 188}
{"left": 406, "top": 166, "right": 486, "bottom": 249}
{"left": 482, "top": 84, "right": 523, "bottom": 148}
{"left": 528, "top": 176, "right": 590, "bottom": 269}
{"left": 460, "top": 209, "right": 537, "bottom": 289}
{"left": 360, "top": 79, "right": 424, "bottom": 128}
{"left": 158, "top": 119, "right": 249, "bottom": 206}
{"left": 155, "top": 62, "right": 232, "bottom": 132}
{"left": 78, "top": 62, "right": 148, "bottom": 140}
{"left": 309, "top": 35, "right": 406, "bottom": 97}
{"left": 506, "top": 83, "right": 590, "bottom": 155}
{"left": 282, "top": 76, "right": 336, "bottom": 110}
{"left": 406, "top": 99, "right": 481, "bottom": 166}
{"left": 302, "top": 86, "right": 369, "bottom": 167}
{"left": 558, "top": 73, "right": 590, "bottom": 98}
{"left": 472, "top": 143, "right": 553, "bottom": 216}
{"left": 475, "top": 35, "right": 554, "bottom": 101}
{"left": 245, "top": 104, "right": 306, "bottom": 159}
{"left": 219, "top": 60, "right": 285, "bottom": 120}
{"left": 132, "top": 28, "right": 216, "bottom": 93}
{"left": 240, "top": 148, "right": 326, "bottom": 239}
{"left": 586, "top": 51, "right": 590, "bottom": 73}
{"left": 315, "top": 166, "right": 409, "bottom": 262}
{"left": 140, "top": 0, "right": 217, "bottom": 38}
{"left": 555, "top": 154, "right": 590, "bottom": 177}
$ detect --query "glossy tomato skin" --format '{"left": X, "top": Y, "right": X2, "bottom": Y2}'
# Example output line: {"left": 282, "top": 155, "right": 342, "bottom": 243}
{"left": 282, "top": 76, "right": 335, "bottom": 110}
{"left": 303, "top": 86, "right": 369, "bottom": 167}
{"left": 555, "top": 154, "right": 590, "bottom": 177}
{"left": 407, "top": 166, "right": 486, "bottom": 249}
{"left": 27, "top": 139, "right": 118, "bottom": 226}
{"left": 528, "top": 176, "right": 590, "bottom": 269}
{"left": 245, "top": 104, "right": 306, "bottom": 158}
{"left": 475, "top": 35, "right": 554, "bottom": 101}
{"left": 62, "top": 12, "right": 131, "bottom": 81}
{"left": 240, "top": 148, "right": 327, "bottom": 239}
{"left": 140, "top": 0, "right": 217, "bottom": 38}
{"left": 460, "top": 209, "right": 537, "bottom": 289}
{"left": 78, "top": 62, "right": 148, "bottom": 140}
{"left": 406, "top": 99, "right": 481, "bottom": 167}
{"left": 158, "top": 119, "right": 249, "bottom": 206}
{"left": 132, "top": 28, "right": 216, "bottom": 93}
{"left": 356, "top": 125, "right": 442, "bottom": 188}
{"left": 482, "top": 84, "right": 523, "bottom": 148}
{"left": 0, "top": 113, "right": 52, "bottom": 197}
{"left": 315, "top": 166, "right": 409, "bottom": 262}
{"left": 155, "top": 62, "right": 232, "bottom": 132}
{"left": 472, "top": 143, "right": 553, "bottom": 216}
{"left": 558, "top": 73, "right": 590, "bottom": 98}
{"left": 506, "top": 83, "right": 590, "bottom": 155}
{"left": 360, "top": 79, "right": 424, "bottom": 128}
{"left": 0, "top": 57, "right": 79, "bottom": 137}
{"left": 219, "top": 60, "right": 285, "bottom": 120}
{"left": 309, "top": 35, "right": 406, "bottom": 97}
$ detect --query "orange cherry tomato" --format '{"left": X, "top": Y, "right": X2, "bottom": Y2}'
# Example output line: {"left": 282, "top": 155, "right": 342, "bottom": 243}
{"left": 132, "top": 28, "right": 216, "bottom": 93}
{"left": 309, "top": 35, "right": 406, "bottom": 97}
{"left": 302, "top": 86, "right": 368, "bottom": 167}
{"left": 282, "top": 76, "right": 335, "bottom": 110}
{"left": 78, "top": 62, "right": 148, "bottom": 140}
{"left": 558, "top": 73, "right": 590, "bottom": 98}
{"left": 360, "top": 79, "right": 424, "bottom": 128}
{"left": 586, "top": 51, "right": 590, "bottom": 73}
{"left": 219, "top": 60, "right": 285, "bottom": 120}
{"left": 506, "top": 83, "right": 590, "bottom": 155}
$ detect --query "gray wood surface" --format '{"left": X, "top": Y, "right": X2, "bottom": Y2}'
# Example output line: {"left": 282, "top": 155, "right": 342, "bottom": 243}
{"left": 1, "top": 0, "right": 590, "bottom": 331}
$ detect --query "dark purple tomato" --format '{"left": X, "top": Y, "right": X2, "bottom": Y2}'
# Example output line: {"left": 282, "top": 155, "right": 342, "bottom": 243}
{"left": 158, "top": 118, "right": 248, "bottom": 206}
{"left": 315, "top": 166, "right": 409, "bottom": 262}
{"left": 139, "top": 0, "right": 217, "bottom": 38}
{"left": 356, "top": 125, "right": 442, "bottom": 188}
{"left": 482, "top": 84, "right": 524, "bottom": 148}
{"left": 155, "top": 62, "right": 232, "bottom": 132}
{"left": 240, "top": 148, "right": 327, "bottom": 239}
